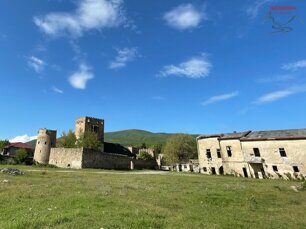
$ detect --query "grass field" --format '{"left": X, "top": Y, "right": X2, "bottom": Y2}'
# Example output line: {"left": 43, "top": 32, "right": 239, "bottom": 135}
{"left": 0, "top": 165, "right": 305, "bottom": 229}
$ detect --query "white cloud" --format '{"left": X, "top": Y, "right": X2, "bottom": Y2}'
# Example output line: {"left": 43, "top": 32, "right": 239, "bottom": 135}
{"left": 163, "top": 4, "right": 205, "bottom": 30}
{"left": 159, "top": 55, "right": 212, "bottom": 79}
{"left": 68, "top": 63, "right": 94, "bottom": 89}
{"left": 202, "top": 91, "right": 239, "bottom": 106}
{"left": 254, "top": 86, "right": 306, "bottom": 104}
{"left": 52, "top": 86, "right": 64, "bottom": 94}
{"left": 246, "top": 0, "right": 274, "bottom": 19}
{"left": 256, "top": 74, "right": 296, "bottom": 83}
{"left": 10, "top": 135, "right": 37, "bottom": 143}
{"left": 34, "top": 0, "right": 125, "bottom": 37}
{"left": 27, "top": 56, "right": 45, "bottom": 73}
{"left": 282, "top": 59, "right": 306, "bottom": 71}
{"left": 109, "top": 47, "right": 138, "bottom": 69}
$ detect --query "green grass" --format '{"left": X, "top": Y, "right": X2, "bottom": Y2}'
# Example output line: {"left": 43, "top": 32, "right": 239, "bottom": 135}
{"left": 0, "top": 165, "right": 305, "bottom": 228}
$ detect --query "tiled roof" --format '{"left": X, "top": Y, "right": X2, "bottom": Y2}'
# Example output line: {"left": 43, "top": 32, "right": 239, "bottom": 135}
{"left": 197, "top": 131, "right": 251, "bottom": 140}
{"left": 197, "top": 128, "right": 306, "bottom": 141}
{"left": 4, "top": 142, "right": 33, "bottom": 150}
{"left": 241, "top": 128, "right": 306, "bottom": 141}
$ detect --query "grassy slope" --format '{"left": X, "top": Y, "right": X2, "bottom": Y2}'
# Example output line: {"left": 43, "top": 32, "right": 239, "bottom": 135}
{"left": 26, "top": 129, "right": 198, "bottom": 148}
{"left": 0, "top": 165, "right": 305, "bottom": 228}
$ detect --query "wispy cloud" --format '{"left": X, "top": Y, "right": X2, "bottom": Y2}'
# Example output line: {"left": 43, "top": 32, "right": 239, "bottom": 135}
{"left": 159, "top": 54, "right": 212, "bottom": 79}
{"left": 109, "top": 47, "right": 139, "bottom": 69}
{"left": 163, "top": 4, "right": 206, "bottom": 30}
{"left": 27, "top": 56, "right": 45, "bottom": 73}
{"left": 10, "top": 134, "right": 37, "bottom": 143}
{"left": 34, "top": 0, "right": 126, "bottom": 37}
{"left": 202, "top": 91, "right": 239, "bottom": 106}
{"left": 282, "top": 59, "right": 306, "bottom": 71}
{"left": 52, "top": 86, "right": 64, "bottom": 94}
{"left": 254, "top": 85, "right": 306, "bottom": 104}
{"left": 256, "top": 74, "right": 296, "bottom": 83}
{"left": 246, "top": 0, "right": 275, "bottom": 19}
{"left": 68, "top": 63, "right": 94, "bottom": 90}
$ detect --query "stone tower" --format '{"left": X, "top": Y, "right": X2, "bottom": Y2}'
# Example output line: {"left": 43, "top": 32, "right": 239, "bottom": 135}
{"left": 75, "top": 116, "right": 104, "bottom": 150}
{"left": 34, "top": 128, "right": 57, "bottom": 164}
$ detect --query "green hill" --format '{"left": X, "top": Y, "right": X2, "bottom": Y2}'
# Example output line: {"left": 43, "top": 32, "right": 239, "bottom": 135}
{"left": 26, "top": 129, "right": 198, "bottom": 148}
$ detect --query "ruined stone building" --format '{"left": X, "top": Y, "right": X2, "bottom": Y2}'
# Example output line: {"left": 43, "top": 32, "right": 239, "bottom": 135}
{"left": 197, "top": 128, "right": 306, "bottom": 179}
{"left": 33, "top": 116, "right": 156, "bottom": 170}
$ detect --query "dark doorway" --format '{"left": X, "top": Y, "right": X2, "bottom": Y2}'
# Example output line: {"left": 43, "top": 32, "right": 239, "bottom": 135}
{"left": 243, "top": 168, "right": 248, "bottom": 178}
{"left": 219, "top": 166, "right": 224, "bottom": 175}
{"left": 211, "top": 167, "right": 216, "bottom": 175}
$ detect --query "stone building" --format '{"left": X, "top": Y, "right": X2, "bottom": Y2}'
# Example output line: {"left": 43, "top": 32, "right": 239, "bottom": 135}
{"left": 33, "top": 116, "right": 157, "bottom": 170}
{"left": 34, "top": 129, "right": 57, "bottom": 164}
{"left": 197, "top": 128, "right": 306, "bottom": 179}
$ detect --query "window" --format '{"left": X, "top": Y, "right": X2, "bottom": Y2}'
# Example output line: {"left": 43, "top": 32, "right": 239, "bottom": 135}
{"left": 206, "top": 149, "right": 212, "bottom": 159}
{"left": 203, "top": 167, "right": 207, "bottom": 172}
{"left": 211, "top": 167, "right": 216, "bottom": 174}
{"left": 38, "top": 141, "right": 40, "bottom": 144}
{"left": 226, "top": 146, "right": 232, "bottom": 157}
{"left": 293, "top": 166, "right": 299, "bottom": 173}
{"left": 217, "top": 149, "right": 221, "bottom": 158}
{"left": 279, "top": 148, "right": 287, "bottom": 157}
{"left": 253, "top": 148, "right": 260, "bottom": 157}
{"left": 272, "top": 165, "right": 278, "bottom": 172}
{"left": 44, "top": 142, "right": 47, "bottom": 145}
{"left": 92, "top": 125, "right": 99, "bottom": 133}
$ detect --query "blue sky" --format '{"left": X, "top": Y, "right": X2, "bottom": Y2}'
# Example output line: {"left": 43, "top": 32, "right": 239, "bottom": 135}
{"left": 1, "top": 0, "right": 306, "bottom": 142}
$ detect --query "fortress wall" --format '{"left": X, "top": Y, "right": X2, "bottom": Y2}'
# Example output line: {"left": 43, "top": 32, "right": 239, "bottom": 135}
{"left": 133, "top": 159, "right": 157, "bottom": 170}
{"left": 82, "top": 149, "right": 132, "bottom": 169}
{"left": 49, "top": 148, "right": 83, "bottom": 169}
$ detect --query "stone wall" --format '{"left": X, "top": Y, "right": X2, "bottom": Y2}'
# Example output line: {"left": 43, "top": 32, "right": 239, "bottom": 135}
{"left": 133, "top": 159, "right": 157, "bottom": 170}
{"left": 49, "top": 148, "right": 83, "bottom": 169}
{"left": 48, "top": 148, "right": 156, "bottom": 170}
{"left": 82, "top": 149, "right": 132, "bottom": 169}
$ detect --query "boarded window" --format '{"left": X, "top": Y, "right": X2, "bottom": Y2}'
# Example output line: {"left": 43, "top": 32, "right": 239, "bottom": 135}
{"left": 279, "top": 148, "right": 287, "bottom": 157}
{"left": 217, "top": 149, "right": 221, "bottom": 158}
{"left": 253, "top": 148, "right": 260, "bottom": 157}
{"left": 293, "top": 166, "right": 299, "bottom": 172}
{"left": 272, "top": 165, "right": 278, "bottom": 172}
{"left": 226, "top": 146, "right": 232, "bottom": 157}
{"left": 206, "top": 149, "right": 212, "bottom": 159}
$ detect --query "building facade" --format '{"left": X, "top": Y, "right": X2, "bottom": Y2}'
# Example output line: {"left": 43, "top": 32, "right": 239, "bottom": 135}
{"left": 197, "top": 129, "right": 306, "bottom": 179}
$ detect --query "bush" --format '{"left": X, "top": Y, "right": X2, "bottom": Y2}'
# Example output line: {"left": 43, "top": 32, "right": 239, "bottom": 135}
{"left": 77, "top": 131, "right": 102, "bottom": 151}
{"left": 57, "top": 130, "right": 77, "bottom": 148}
{"left": 138, "top": 151, "right": 154, "bottom": 160}
{"left": 14, "top": 149, "right": 31, "bottom": 164}
{"left": 162, "top": 134, "right": 197, "bottom": 164}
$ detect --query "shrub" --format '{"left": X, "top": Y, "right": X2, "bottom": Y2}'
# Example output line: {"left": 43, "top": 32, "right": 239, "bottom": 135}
{"left": 138, "top": 151, "right": 153, "bottom": 160}
{"left": 77, "top": 131, "right": 102, "bottom": 151}
{"left": 57, "top": 130, "right": 77, "bottom": 148}
{"left": 14, "top": 149, "right": 30, "bottom": 164}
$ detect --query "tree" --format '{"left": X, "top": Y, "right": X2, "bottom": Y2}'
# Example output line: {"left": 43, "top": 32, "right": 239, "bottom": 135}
{"left": 14, "top": 148, "right": 29, "bottom": 164}
{"left": 152, "top": 143, "right": 162, "bottom": 155}
{"left": 57, "top": 130, "right": 77, "bottom": 148}
{"left": 162, "top": 134, "right": 197, "bottom": 164}
{"left": 138, "top": 151, "right": 154, "bottom": 160}
{"left": 0, "top": 140, "right": 9, "bottom": 152}
{"left": 77, "top": 131, "right": 102, "bottom": 150}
